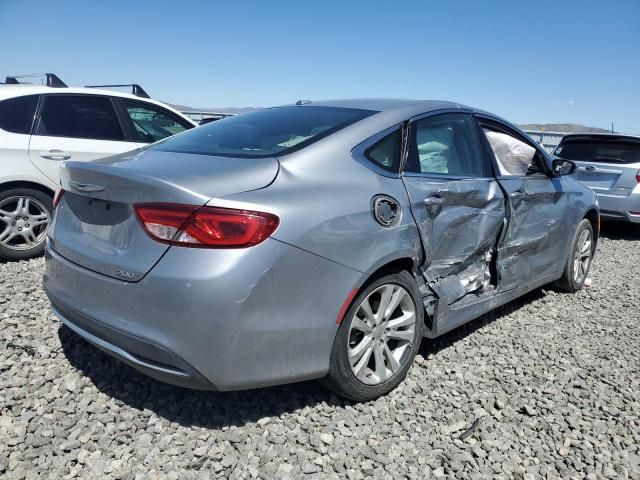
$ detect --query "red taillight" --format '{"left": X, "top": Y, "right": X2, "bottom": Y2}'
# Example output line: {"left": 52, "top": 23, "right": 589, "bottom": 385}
{"left": 636, "top": 169, "right": 640, "bottom": 183}
{"left": 134, "top": 203, "right": 279, "bottom": 248}
{"left": 53, "top": 187, "right": 65, "bottom": 209}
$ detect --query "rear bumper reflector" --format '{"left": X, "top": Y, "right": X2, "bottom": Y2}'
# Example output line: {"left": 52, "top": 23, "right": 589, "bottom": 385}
{"left": 336, "top": 288, "right": 359, "bottom": 325}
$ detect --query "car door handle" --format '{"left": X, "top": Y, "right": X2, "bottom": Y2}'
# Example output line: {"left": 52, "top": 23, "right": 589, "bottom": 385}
{"left": 40, "top": 150, "right": 71, "bottom": 160}
{"left": 424, "top": 197, "right": 444, "bottom": 207}
{"left": 424, "top": 196, "right": 444, "bottom": 217}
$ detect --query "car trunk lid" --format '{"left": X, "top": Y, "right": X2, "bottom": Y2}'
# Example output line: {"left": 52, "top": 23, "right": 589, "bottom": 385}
{"left": 48, "top": 149, "right": 279, "bottom": 281}
{"left": 571, "top": 160, "right": 639, "bottom": 195}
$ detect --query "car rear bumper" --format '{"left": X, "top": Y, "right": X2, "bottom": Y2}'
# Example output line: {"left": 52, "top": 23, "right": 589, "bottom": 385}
{"left": 596, "top": 192, "right": 640, "bottom": 223}
{"left": 50, "top": 295, "right": 216, "bottom": 389}
{"left": 44, "top": 239, "right": 362, "bottom": 391}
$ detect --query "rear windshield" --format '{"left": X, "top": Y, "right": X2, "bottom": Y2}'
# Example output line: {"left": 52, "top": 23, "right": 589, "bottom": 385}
{"left": 554, "top": 138, "right": 640, "bottom": 164}
{"left": 151, "top": 106, "right": 376, "bottom": 158}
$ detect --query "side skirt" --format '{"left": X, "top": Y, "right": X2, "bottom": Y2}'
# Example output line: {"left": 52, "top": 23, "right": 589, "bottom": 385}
{"left": 423, "top": 270, "right": 563, "bottom": 339}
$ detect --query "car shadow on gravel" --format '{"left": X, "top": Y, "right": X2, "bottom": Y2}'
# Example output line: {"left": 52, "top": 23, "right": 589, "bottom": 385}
{"left": 599, "top": 220, "right": 640, "bottom": 240}
{"left": 57, "top": 325, "right": 350, "bottom": 429}
{"left": 58, "top": 287, "right": 552, "bottom": 428}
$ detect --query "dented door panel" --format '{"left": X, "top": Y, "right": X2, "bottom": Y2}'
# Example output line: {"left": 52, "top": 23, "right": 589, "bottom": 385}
{"left": 403, "top": 176, "right": 505, "bottom": 305}
{"left": 496, "top": 177, "right": 570, "bottom": 291}
{"left": 475, "top": 115, "right": 572, "bottom": 292}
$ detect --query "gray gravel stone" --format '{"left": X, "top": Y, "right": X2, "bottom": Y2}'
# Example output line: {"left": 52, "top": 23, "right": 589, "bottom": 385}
{"left": 1, "top": 224, "right": 639, "bottom": 478}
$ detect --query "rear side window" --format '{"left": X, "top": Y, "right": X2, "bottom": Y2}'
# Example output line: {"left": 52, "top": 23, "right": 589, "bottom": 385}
{"left": 405, "top": 113, "right": 485, "bottom": 177}
{"left": 365, "top": 129, "right": 402, "bottom": 172}
{"left": 152, "top": 106, "right": 376, "bottom": 158}
{"left": 554, "top": 138, "right": 640, "bottom": 164}
{"left": 121, "top": 100, "right": 193, "bottom": 143}
{"left": 36, "top": 95, "right": 124, "bottom": 141}
{"left": 0, "top": 95, "right": 38, "bottom": 134}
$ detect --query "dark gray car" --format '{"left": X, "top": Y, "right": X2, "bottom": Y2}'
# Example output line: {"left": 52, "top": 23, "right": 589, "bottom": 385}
{"left": 43, "top": 99, "right": 599, "bottom": 401}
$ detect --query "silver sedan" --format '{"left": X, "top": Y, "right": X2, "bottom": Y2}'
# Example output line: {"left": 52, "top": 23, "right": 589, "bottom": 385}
{"left": 44, "top": 99, "right": 598, "bottom": 401}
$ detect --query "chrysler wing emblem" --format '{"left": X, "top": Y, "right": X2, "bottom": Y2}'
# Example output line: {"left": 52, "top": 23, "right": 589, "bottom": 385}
{"left": 69, "top": 181, "right": 106, "bottom": 192}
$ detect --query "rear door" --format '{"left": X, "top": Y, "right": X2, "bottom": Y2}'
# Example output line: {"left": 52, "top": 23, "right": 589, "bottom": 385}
{"left": 477, "top": 117, "right": 571, "bottom": 290}
{"left": 555, "top": 135, "right": 640, "bottom": 197}
{"left": 28, "top": 94, "right": 139, "bottom": 184}
{"left": 402, "top": 112, "right": 505, "bottom": 305}
{"left": 115, "top": 98, "right": 194, "bottom": 147}
{"left": 0, "top": 94, "right": 40, "bottom": 178}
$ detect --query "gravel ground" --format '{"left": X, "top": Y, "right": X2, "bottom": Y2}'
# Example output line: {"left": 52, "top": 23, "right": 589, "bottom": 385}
{"left": 1, "top": 223, "right": 639, "bottom": 479}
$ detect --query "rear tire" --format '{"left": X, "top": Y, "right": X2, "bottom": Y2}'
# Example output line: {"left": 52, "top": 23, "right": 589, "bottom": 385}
{"left": 0, "top": 188, "right": 52, "bottom": 261}
{"left": 555, "top": 219, "right": 594, "bottom": 293}
{"left": 321, "top": 271, "right": 424, "bottom": 402}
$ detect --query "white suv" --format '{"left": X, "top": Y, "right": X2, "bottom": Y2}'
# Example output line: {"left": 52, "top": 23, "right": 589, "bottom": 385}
{"left": 0, "top": 74, "right": 197, "bottom": 260}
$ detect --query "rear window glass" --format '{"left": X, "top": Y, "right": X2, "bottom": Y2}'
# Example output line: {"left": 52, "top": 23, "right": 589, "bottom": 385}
{"left": 0, "top": 95, "right": 38, "bottom": 134}
{"left": 151, "top": 106, "right": 375, "bottom": 158}
{"left": 554, "top": 138, "right": 640, "bottom": 164}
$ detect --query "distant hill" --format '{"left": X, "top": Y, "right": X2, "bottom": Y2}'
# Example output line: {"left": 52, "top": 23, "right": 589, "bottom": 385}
{"left": 168, "top": 103, "right": 259, "bottom": 114}
{"left": 518, "top": 123, "right": 612, "bottom": 133}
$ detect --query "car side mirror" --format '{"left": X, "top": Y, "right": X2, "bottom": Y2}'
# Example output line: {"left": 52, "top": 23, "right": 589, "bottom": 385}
{"left": 552, "top": 159, "right": 576, "bottom": 176}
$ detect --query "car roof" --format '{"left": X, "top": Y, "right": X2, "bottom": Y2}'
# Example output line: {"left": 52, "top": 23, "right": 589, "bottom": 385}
{"left": 0, "top": 84, "right": 196, "bottom": 124}
{"left": 560, "top": 133, "right": 640, "bottom": 142}
{"left": 292, "top": 98, "right": 470, "bottom": 115}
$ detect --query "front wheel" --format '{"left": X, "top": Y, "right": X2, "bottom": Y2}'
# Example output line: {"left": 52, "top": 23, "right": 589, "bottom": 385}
{"left": 321, "top": 271, "right": 424, "bottom": 402}
{"left": 0, "top": 188, "right": 52, "bottom": 261}
{"left": 555, "top": 218, "right": 594, "bottom": 293}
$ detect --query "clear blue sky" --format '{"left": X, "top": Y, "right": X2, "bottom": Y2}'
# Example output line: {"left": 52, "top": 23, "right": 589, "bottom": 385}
{"left": 1, "top": 0, "right": 639, "bottom": 132}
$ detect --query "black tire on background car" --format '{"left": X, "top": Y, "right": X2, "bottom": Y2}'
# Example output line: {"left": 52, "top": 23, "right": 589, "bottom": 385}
{"left": 321, "top": 271, "right": 424, "bottom": 402}
{"left": 0, "top": 188, "right": 53, "bottom": 261}
{"left": 555, "top": 218, "right": 594, "bottom": 293}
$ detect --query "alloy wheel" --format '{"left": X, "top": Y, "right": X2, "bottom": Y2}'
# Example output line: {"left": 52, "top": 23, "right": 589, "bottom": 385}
{"left": 573, "top": 228, "right": 592, "bottom": 284}
{"left": 347, "top": 283, "right": 417, "bottom": 385}
{"left": 0, "top": 196, "right": 51, "bottom": 251}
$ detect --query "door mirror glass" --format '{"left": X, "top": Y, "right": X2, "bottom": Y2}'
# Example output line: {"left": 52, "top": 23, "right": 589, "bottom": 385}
{"left": 552, "top": 158, "right": 576, "bottom": 176}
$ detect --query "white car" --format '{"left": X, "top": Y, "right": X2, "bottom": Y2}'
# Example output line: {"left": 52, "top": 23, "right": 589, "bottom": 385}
{"left": 0, "top": 74, "right": 197, "bottom": 260}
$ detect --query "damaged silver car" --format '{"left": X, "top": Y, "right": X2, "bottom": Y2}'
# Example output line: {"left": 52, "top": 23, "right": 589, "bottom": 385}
{"left": 43, "top": 99, "right": 599, "bottom": 401}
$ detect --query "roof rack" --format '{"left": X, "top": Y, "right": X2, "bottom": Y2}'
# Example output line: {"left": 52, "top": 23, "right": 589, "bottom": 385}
{"left": 84, "top": 84, "right": 150, "bottom": 98}
{"left": 3, "top": 73, "right": 67, "bottom": 88}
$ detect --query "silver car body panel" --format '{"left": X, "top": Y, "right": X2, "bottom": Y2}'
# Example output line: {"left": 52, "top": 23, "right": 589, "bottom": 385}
{"left": 50, "top": 150, "right": 280, "bottom": 280}
{"left": 44, "top": 99, "right": 599, "bottom": 390}
{"left": 559, "top": 133, "right": 640, "bottom": 223}
{"left": 572, "top": 160, "right": 640, "bottom": 223}
{"left": 44, "top": 237, "right": 361, "bottom": 390}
